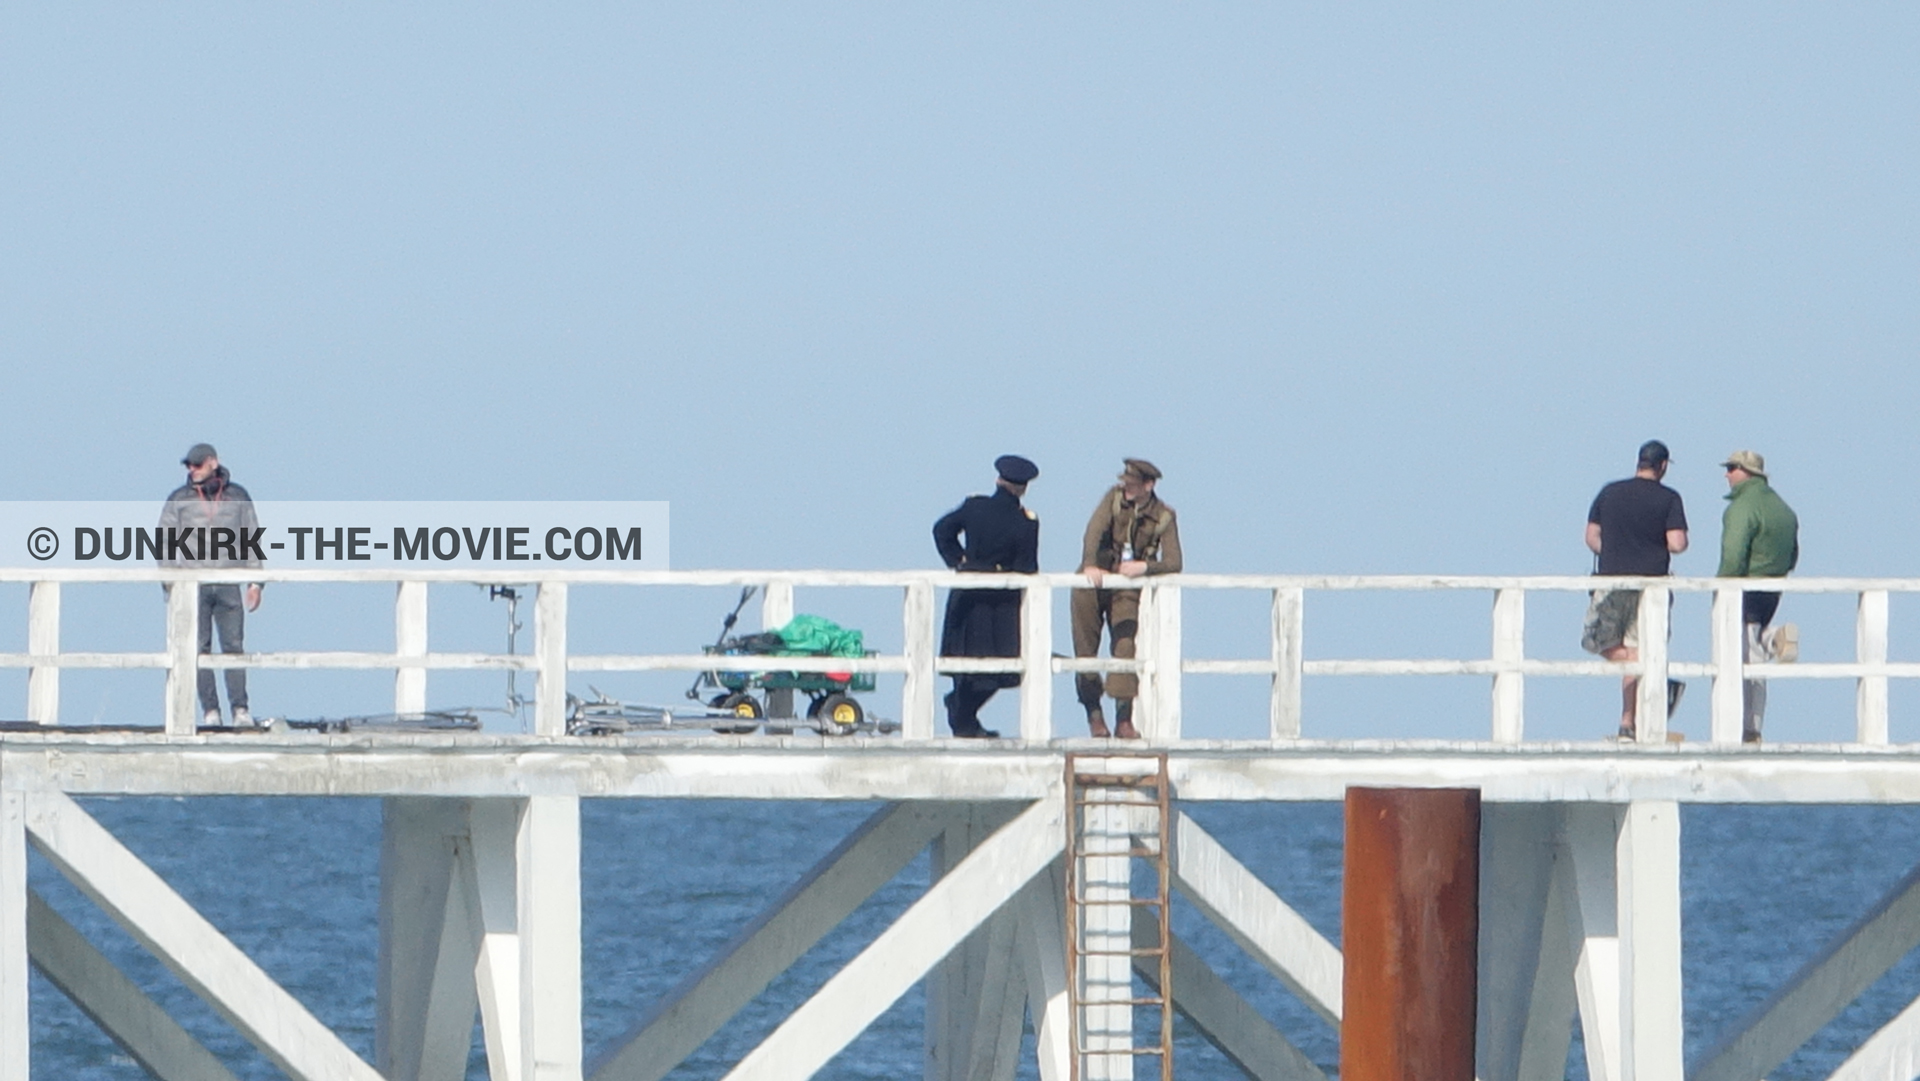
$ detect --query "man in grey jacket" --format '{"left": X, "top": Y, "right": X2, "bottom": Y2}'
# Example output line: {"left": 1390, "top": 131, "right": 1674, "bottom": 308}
{"left": 160, "top": 443, "right": 264, "bottom": 727}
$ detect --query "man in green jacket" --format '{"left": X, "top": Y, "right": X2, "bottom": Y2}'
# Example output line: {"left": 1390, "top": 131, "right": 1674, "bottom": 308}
{"left": 1719, "top": 450, "right": 1800, "bottom": 743}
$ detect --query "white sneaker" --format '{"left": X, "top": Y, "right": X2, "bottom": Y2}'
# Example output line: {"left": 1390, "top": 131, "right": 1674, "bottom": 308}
{"left": 202, "top": 709, "right": 221, "bottom": 727}
{"left": 1766, "top": 624, "right": 1800, "bottom": 663}
{"left": 233, "top": 707, "right": 253, "bottom": 728}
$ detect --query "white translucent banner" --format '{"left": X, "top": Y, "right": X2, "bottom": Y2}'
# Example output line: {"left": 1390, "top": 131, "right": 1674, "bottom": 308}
{"left": 0, "top": 501, "right": 669, "bottom": 568}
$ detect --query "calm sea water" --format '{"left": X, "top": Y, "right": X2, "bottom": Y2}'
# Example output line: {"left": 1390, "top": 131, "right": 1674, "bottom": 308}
{"left": 25, "top": 798, "right": 1920, "bottom": 1080}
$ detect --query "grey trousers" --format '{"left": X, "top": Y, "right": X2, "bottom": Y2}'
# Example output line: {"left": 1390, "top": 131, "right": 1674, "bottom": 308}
{"left": 1742, "top": 592, "right": 1782, "bottom": 740}
{"left": 196, "top": 583, "right": 248, "bottom": 713}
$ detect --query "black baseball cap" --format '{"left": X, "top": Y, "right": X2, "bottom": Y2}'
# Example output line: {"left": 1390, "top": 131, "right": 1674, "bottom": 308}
{"left": 1637, "top": 440, "right": 1670, "bottom": 467}
{"left": 182, "top": 443, "right": 218, "bottom": 466}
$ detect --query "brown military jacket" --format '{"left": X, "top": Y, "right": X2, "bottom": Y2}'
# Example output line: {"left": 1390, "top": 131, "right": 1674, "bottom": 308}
{"left": 1079, "top": 487, "right": 1183, "bottom": 575}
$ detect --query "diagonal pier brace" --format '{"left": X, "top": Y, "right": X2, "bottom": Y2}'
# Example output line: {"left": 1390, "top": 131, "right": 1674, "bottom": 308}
{"left": 24, "top": 790, "right": 385, "bottom": 1081}
{"left": 589, "top": 801, "right": 970, "bottom": 1081}
{"left": 720, "top": 797, "right": 1065, "bottom": 1081}
{"left": 27, "top": 889, "right": 241, "bottom": 1081}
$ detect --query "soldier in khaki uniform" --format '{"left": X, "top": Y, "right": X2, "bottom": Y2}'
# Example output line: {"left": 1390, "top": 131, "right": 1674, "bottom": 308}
{"left": 1073, "top": 459, "right": 1182, "bottom": 738}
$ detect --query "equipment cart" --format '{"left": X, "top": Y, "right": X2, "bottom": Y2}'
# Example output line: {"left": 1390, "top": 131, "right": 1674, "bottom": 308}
{"left": 568, "top": 588, "right": 892, "bottom": 737}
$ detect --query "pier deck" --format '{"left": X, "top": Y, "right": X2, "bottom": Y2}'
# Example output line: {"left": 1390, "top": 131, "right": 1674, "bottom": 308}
{"left": 8, "top": 731, "right": 1920, "bottom": 804}
{"left": 9, "top": 568, "right": 1920, "bottom": 1081}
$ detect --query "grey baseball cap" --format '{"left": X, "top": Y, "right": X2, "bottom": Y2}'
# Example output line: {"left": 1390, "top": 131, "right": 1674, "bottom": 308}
{"left": 182, "top": 443, "right": 218, "bottom": 466}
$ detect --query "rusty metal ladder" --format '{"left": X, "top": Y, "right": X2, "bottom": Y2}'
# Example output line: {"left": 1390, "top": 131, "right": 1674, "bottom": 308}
{"left": 1065, "top": 751, "right": 1174, "bottom": 1081}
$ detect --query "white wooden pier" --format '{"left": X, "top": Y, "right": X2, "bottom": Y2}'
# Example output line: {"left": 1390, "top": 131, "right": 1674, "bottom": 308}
{"left": 6, "top": 567, "right": 1920, "bottom": 1080}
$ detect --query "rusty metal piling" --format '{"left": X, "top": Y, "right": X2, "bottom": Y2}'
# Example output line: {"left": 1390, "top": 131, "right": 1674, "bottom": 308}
{"left": 1341, "top": 786, "right": 1481, "bottom": 1081}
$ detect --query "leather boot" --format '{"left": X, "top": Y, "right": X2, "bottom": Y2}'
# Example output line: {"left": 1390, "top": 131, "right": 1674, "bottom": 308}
{"left": 1086, "top": 706, "right": 1111, "bottom": 738}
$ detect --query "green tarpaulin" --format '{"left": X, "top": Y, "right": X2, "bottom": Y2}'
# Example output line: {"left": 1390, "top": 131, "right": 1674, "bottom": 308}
{"left": 774, "top": 614, "right": 865, "bottom": 657}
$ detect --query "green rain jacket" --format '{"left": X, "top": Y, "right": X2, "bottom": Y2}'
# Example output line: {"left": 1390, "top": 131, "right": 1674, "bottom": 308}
{"left": 1718, "top": 477, "right": 1799, "bottom": 578}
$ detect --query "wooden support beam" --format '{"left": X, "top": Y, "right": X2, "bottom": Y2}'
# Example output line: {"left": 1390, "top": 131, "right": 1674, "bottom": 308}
{"left": 1563, "top": 804, "right": 1625, "bottom": 1081}
{"left": 928, "top": 900, "right": 1025, "bottom": 1081}
{"left": 927, "top": 805, "right": 1026, "bottom": 1081}
{"left": 519, "top": 796, "right": 582, "bottom": 1081}
{"left": 23, "top": 790, "right": 384, "bottom": 1081}
{"left": 0, "top": 791, "right": 27, "bottom": 1081}
{"left": 1171, "top": 813, "right": 1341, "bottom": 1024}
{"left": 590, "top": 802, "right": 968, "bottom": 1081}
{"left": 1341, "top": 787, "right": 1480, "bottom": 1081}
{"left": 720, "top": 797, "right": 1065, "bottom": 1081}
{"left": 1129, "top": 909, "right": 1328, "bottom": 1081}
{"left": 1691, "top": 853, "right": 1920, "bottom": 1081}
{"left": 1478, "top": 804, "right": 1577, "bottom": 1081}
{"left": 378, "top": 798, "right": 479, "bottom": 1081}
{"left": 1618, "top": 801, "right": 1682, "bottom": 1081}
{"left": 27, "top": 889, "right": 241, "bottom": 1081}
{"left": 464, "top": 799, "right": 524, "bottom": 1081}
{"left": 1017, "top": 860, "right": 1073, "bottom": 1081}
{"left": 1826, "top": 988, "right": 1920, "bottom": 1081}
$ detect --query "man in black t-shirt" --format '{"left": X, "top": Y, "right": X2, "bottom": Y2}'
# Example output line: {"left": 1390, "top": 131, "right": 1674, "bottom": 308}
{"left": 1582, "top": 440, "right": 1690, "bottom": 739}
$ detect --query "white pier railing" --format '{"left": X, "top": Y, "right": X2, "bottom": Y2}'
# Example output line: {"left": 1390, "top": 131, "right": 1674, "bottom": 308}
{"left": 1, "top": 568, "right": 1914, "bottom": 744}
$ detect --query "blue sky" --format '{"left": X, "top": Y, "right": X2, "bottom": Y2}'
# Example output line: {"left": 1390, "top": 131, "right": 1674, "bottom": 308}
{"left": 4, "top": 5, "right": 1917, "bottom": 737}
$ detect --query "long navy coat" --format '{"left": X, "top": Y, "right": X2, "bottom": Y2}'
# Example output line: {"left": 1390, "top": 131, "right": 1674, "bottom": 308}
{"left": 932, "top": 487, "right": 1039, "bottom": 667}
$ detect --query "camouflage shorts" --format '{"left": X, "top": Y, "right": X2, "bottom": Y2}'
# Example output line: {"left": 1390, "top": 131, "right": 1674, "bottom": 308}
{"left": 1581, "top": 589, "right": 1642, "bottom": 655}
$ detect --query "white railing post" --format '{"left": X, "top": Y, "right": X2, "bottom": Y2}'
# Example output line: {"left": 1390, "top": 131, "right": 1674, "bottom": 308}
{"left": 759, "top": 582, "right": 797, "bottom": 720}
{"left": 26, "top": 582, "right": 59, "bottom": 726}
{"left": 1490, "top": 587, "right": 1525, "bottom": 743}
{"left": 534, "top": 583, "right": 568, "bottom": 736}
{"left": 394, "top": 581, "right": 427, "bottom": 716}
{"left": 761, "top": 582, "right": 794, "bottom": 632}
{"left": 164, "top": 582, "right": 199, "bottom": 736}
{"left": 1139, "top": 584, "right": 1182, "bottom": 742}
{"left": 1270, "top": 586, "right": 1303, "bottom": 740}
{"left": 1858, "top": 589, "right": 1891, "bottom": 745}
{"left": 1634, "top": 586, "right": 1670, "bottom": 742}
{"left": 901, "top": 582, "right": 936, "bottom": 740}
{"left": 1019, "top": 580, "right": 1053, "bottom": 741}
{"left": 1710, "top": 585, "right": 1744, "bottom": 745}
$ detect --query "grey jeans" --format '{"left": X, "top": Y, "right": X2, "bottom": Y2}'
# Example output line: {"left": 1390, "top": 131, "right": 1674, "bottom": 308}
{"left": 196, "top": 583, "right": 248, "bottom": 713}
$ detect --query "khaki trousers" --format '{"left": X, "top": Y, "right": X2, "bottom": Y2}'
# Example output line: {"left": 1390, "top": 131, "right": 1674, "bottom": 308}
{"left": 1071, "top": 587, "right": 1140, "bottom": 707}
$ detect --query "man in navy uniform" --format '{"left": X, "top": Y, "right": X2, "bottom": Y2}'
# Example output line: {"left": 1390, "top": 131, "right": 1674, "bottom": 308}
{"left": 933, "top": 455, "right": 1040, "bottom": 738}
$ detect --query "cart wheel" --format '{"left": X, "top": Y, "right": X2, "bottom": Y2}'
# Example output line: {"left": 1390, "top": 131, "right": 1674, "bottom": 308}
{"left": 711, "top": 692, "right": 764, "bottom": 734}
{"left": 813, "top": 693, "right": 863, "bottom": 735}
